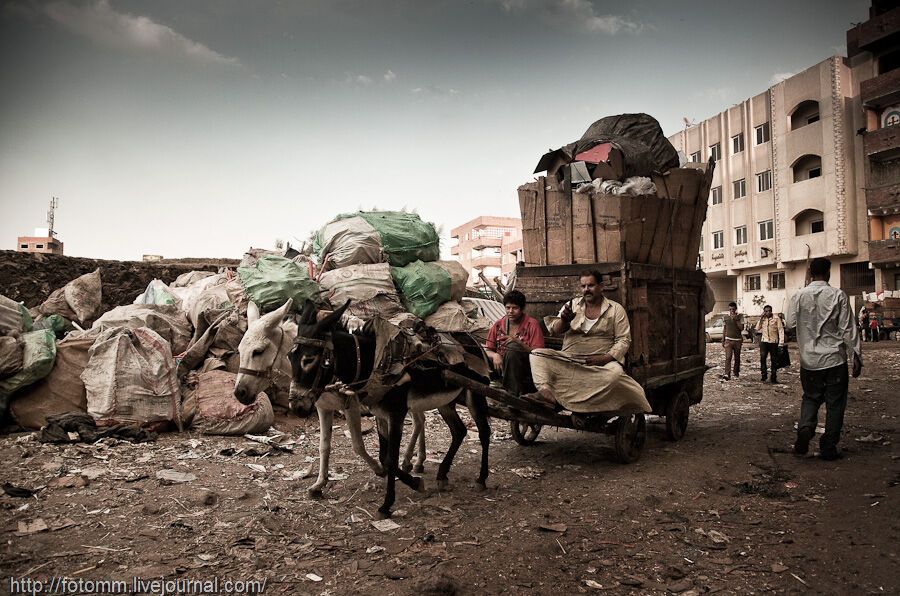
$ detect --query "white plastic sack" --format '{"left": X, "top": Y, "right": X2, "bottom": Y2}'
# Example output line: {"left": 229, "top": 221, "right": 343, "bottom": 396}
{"left": 135, "top": 279, "right": 181, "bottom": 307}
{"left": 319, "top": 263, "right": 397, "bottom": 304}
{"left": 92, "top": 304, "right": 193, "bottom": 355}
{"left": 318, "top": 216, "right": 383, "bottom": 270}
{"left": 81, "top": 327, "right": 181, "bottom": 429}
{"left": 63, "top": 269, "right": 102, "bottom": 324}
{"left": 171, "top": 270, "right": 215, "bottom": 288}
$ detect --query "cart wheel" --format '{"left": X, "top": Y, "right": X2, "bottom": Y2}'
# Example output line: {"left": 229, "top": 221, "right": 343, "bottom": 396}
{"left": 705, "top": 332, "right": 712, "bottom": 343}
{"left": 510, "top": 420, "right": 542, "bottom": 445}
{"left": 665, "top": 389, "right": 690, "bottom": 441}
{"left": 613, "top": 414, "right": 646, "bottom": 464}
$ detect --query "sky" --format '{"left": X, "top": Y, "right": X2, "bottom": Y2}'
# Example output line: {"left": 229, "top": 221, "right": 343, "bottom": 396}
{"left": 0, "top": 0, "right": 871, "bottom": 260}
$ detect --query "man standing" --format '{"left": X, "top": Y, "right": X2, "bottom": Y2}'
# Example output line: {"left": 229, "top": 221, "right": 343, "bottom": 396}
{"left": 526, "top": 271, "right": 650, "bottom": 414}
{"left": 722, "top": 302, "right": 744, "bottom": 380}
{"left": 484, "top": 290, "right": 544, "bottom": 396}
{"left": 756, "top": 305, "right": 785, "bottom": 384}
{"left": 786, "top": 258, "right": 862, "bottom": 461}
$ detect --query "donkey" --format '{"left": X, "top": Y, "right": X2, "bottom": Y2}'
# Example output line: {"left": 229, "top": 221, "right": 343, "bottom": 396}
{"left": 289, "top": 300, "right": 492, "bottom": 519}
{"left": 233, "top": 299, "right": 303, "bottom": 412}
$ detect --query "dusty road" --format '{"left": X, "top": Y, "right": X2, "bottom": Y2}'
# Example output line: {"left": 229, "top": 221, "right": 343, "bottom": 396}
{"left": 1, "top": 342, "right": 898, "bottom": 595}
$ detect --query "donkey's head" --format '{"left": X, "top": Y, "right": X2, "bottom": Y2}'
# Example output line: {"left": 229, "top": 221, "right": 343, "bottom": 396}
{"left": 234, "top": 298, "right": 293, "bottom": 405}
{"left": 287, "top": 299, "right": 350, "bottom": 413}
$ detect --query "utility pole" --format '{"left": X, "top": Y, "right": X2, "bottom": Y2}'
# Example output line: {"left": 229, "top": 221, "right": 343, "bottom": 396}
{"left": 47, "top": 197, "right": 59, "bottom": 238}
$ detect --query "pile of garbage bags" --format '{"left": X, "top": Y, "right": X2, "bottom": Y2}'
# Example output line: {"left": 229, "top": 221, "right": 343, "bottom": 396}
{"left": 1, "top": 209, "right": 492, "bottom": 437}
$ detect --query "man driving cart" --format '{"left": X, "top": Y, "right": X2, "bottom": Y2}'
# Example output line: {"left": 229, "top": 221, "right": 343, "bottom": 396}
{"left": 524, "top": 270, "right": 651, "bottom": 416}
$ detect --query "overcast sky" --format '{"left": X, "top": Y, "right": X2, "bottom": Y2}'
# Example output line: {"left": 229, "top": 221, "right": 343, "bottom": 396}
{"left": 0, "top": 0, "right": 870, "bottom": 260}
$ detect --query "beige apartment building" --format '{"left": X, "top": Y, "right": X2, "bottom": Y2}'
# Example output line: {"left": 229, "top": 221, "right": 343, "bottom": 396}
{"left": 669, "top": 53, "right": 882, "bottom": 316}
{"left": 450, "top": 216, "right": 523, "bottom": 285}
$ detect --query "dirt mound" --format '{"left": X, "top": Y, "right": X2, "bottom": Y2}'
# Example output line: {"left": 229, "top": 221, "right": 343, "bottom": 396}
{"left": 0, "top": 251, "right": 239, "bottom": 313}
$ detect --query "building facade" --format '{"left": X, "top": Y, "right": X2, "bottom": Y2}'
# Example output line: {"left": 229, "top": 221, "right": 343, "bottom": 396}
{"left": 669, "top": 50, "right": 885, "bottom": 316}
{"left": 17, "top": 228, "right": 64, "bottom": 255}
{"left": 847, "top": 1, "right": 900, "bottom": 290}
{"left": 450, "top": 216, "right": 522, "bottom": 285}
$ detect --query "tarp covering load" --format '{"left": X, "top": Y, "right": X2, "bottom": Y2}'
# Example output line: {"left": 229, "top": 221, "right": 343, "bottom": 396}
{"left": 93, "top": 304, "right": 193, "bottom": 355}
{"left": 0, "top": 294, "right": 32, "bottom": 337}
{"left": 10, "top": 329, "right": 99, "bottom": 429}
{"left": 36, "top": 269, "right": 103, "bottom": 326}
{"left": 534, "top": 113, "right": 679, "bottom": 179}
{"left": 81, "top": 327, "right": 181, "bottom": 430}
{"left": 425, "top": 301, "right": 488, "bottom": 333}
{"left": 391, "top": 260, "right": 458, "bottom": 319}
{"left": 237, "top": 255, "right": 320, "bottom": 314}
{"left": 0, "top": 329, "right": 57, "bottom": 411}
{"left": 182, "top": 370, "right": 273, "bottom": 435}
{"left": 316, "top": 211, "right": 440, "bottom": 270}
{"left": 319, "top": 263, "right": 405, "bottom": 323}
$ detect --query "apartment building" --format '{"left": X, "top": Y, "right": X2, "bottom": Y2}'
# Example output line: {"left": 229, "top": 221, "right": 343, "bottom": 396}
{"left": 847, "top": 1, "right": 900, "bottom": 290}
{"left": 670, "top": 52, "right": 880, "bottom": 316}
{"left": 450, "top": 216, "right": 522, "bottom": 285}
{"left": 17, "top": 228, "right": 64, "bottom": 255}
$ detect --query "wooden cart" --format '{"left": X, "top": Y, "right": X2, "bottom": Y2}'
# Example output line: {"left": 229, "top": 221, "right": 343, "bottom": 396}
{"left": 445, "top": 261, "right": 708, "bottom": 463}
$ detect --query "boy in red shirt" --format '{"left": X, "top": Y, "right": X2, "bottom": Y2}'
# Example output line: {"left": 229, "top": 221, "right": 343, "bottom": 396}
{"left": 485, "top": 290, "right": 545, "bottom": 396}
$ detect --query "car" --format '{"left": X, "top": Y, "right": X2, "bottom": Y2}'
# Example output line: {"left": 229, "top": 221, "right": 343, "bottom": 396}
{"left": 705, "top": 314, "right": 753, "bottom": 343}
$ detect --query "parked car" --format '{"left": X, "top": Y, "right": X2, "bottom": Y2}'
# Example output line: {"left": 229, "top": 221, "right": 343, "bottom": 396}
{"left": 705, "top": 314, "right": 751, "bottom": 343}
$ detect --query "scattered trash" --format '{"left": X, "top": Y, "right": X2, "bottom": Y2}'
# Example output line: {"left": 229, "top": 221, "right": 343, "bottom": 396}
{"left": 538, "top": 523, "right": 567, "bottom": 533}
{"left": 305, "top": 573, "right": 323, "bottom": 582}
{"left": 2, "top": 483, "right": 35, "bottom": 498}
{"left": 856, "top": 433, "right": 884, "bottom": 443}
{"left": 17, "top": 518, "right": 49, "bottom": 535}
{"left": 509, "top": 467, "right": 544, "bottom": 479}
{"left": 771, "top": 563, "right": 788, "bottom": 573}
{"left": 371, "top": 519, "right": 400, "bottom": 532}
{"left": 155, "top": 470, "right": 197, "bottom": 484}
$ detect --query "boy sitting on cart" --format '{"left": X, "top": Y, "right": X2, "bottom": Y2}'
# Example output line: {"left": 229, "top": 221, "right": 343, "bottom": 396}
{"left": 484, "top": 290, "right": 545, "bottom": 396}
{"left": 524, "top": 270, "right": 651, "bottom": 415}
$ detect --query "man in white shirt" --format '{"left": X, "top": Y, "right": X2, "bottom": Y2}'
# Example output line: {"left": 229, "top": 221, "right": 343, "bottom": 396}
{"left": 786, "top": 258, "right": 862, "bottom": 461}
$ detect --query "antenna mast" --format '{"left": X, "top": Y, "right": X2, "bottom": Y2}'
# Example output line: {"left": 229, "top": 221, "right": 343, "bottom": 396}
{"left": 47, "top": 197, "right": 59, "bottom": 238}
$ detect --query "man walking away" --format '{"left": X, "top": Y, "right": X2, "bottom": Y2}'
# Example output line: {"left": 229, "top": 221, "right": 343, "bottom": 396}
{"left": 786, "top": 258, "right": 862, "bottom": 461}
{"left": 756, "top": 305, "right": 785, "bottom": 384}
{"left": 859, "top": 306, "right": 869, "bottom": 342}
{"left": 722, "top": 302, "right": 744, "bottom": 380}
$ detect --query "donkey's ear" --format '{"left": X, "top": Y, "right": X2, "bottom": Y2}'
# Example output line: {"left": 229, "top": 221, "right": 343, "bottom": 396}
{"left": 316, "top": 299, "right": 351, "bottom": 331}
{"left": 299, "top": 300, "right": 317, "bottom": 325}
{"left": 271, "top": 298, "right": 293, "bottom": 322}
{"left": 247, "top": 301, "right": 260, "bottom": 325}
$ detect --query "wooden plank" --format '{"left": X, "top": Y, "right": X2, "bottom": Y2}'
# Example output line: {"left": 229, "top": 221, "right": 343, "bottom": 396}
{"left": 646, "top": 197, "right": 673, "bottom": 267}
{"left": 572, "top": 192, "right": 595, "bottom": 264}
{"left": 637, "top": 196, "right": 660, "bottom": 264}
{"left": 517, "top": 262, "right": 623, "bottom": 278}
{"left": 537, "top": 177, "right": 548, "bottom": 266}
{"left": 562, "top": 173, "right": 574, "bottom": 265}
{"left": 545, "top": 180, "right": 568, "bottom": 265}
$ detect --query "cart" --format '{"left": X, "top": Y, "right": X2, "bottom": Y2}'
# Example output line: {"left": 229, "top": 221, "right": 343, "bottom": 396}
{"left": 445, "top": 261, "right": 708, "bottom": 463}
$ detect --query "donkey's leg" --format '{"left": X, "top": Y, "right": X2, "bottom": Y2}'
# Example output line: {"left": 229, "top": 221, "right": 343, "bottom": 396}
{"left": 308, "top": 405, "right": 333, "bottom": 498}
{"left": 402, "top": 411, "right": 426, "bottom": 473}
{"left": 377, "top": 406, "right": 404, "bottom": 519}
{"left": 345, "top": 398, "right": 384, "bottom": 477}
{"left": 435, "top": 404, "right": 467, "bottom": 492}
{"left": 467, "top": 390, "right": 492, "bottom": 491}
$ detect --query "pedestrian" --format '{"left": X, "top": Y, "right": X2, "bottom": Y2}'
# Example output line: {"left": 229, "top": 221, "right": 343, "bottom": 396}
{"left": 869, "top": 315, "right": 880, "bottom": 343}
{"left": 786, "top": 257, "right": 862, "bottom": 461}
{"left": 755, "top": 305, "right": 785, "bottom": 384}
{"left": 859, "top": 307, "right": 870, "bottom": 342}
{"left": 721, "top": 302, "right": 744, "bottom": 380}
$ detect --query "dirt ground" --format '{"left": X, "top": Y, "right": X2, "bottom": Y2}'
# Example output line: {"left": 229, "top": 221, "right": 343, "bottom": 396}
{"left": 1, "top": 341, "right": 898, "bottom": 595}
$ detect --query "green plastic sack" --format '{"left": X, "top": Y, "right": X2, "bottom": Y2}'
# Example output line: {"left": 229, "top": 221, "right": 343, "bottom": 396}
{"left": 356, "top": 211, "right": 439, "bottom": 266}
{"left": 0, "top": 294, "right": 33, "bottom": 335}
{"left": 238, "top": 255, "right": 321, "bottom": 313}
{"left": 391, "top": 260, "right": 452, "bottom": 319}
{"left": 32, "top": 314, "right": 70, "bottom": 337}
{"left": 0, "top": 329, "right": 57, "bottom": 406}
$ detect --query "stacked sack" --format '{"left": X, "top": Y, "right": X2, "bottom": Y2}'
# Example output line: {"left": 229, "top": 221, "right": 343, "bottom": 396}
{"left": 314, "top": 210, "right": 479, "bottom": 333}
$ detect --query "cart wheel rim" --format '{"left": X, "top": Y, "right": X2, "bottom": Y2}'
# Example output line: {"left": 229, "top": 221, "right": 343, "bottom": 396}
{"left": 667, "top": 390, "right": 690, "bottom": 440}
{"left": 616, "top": 414, "right": 646, "bottom": 461}
{"left": 510, "top": 420, "right": 542, "bottom": 444}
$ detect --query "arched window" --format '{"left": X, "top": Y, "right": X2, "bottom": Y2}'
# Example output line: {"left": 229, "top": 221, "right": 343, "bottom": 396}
{"left": 794, "top": 209, "right": 825, "bottom": 236}
{"left": 791, "top": 154, "right": 822, "bottom": 182}
{"left": 790, "top": 100, "right": 820, "bottom": 130}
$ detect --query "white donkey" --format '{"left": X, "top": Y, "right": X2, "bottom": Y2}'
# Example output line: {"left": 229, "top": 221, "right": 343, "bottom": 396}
{"left": 233, "top": 299, "right": 387, "bottom": 495}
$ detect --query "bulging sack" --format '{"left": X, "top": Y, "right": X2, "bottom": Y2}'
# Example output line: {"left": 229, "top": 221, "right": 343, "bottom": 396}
{"left": 0, "top": 294, "right": 33, "bottom": 337}
{"left": 0, "top": 329, "right": 57, "bottom": 411}
{"left": 81, "top": 327, "right": 181, "bottom": 430}
{"left": 182, "top": 370, "right": 273, "bottom": 435}
{"left": 391, "top": 260, "right": 455, "bottom": 319}
{"left": 238, "top": 255, "right": 320, "bottom": 314}
{"left": 92, "top": 304, "right": 193, "bottom": 355}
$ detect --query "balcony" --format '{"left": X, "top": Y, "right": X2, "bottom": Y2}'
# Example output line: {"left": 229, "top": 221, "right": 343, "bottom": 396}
{"left": 864, "top": 125, "right": 900, "bottom": 161}
{"left": 855, "top": 7, "right": 900, "bottom": 52}
{"left": 470, "top": 236, "right": 503, "bottom": 250}
{"left": 861, "top": 68, "right": 900, "bottom": 109}
{"left": 866, "top": 181, "right": 900, "bottom": 212}
{"left": 869, "top": 238, "right": 900, "bottom": 266}
{"left": 471, "top": 255, "right": 502, "bottom": 269}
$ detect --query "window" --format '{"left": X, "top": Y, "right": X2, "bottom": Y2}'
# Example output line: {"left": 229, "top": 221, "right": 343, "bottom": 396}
{"left": 35, "top": 244, "right": 44, "bottom": 249}
{"left": 755, "top": 122, "right": 770, "bottom": 145}
{"left": 732, "top": 133, "right": 744, "bottom": 154}
{"left": 756, "top": 170, "right": 772, "bottom": 192}
{"left": 711, "top": 186, "right": 722, "bottom": 205}
{"left": 20, "top": 244, "right": 28, "bottom": 249}
{"left": 807, "top": 114, "right": 819, "bottom": 125}
{"left": 808, "top": 166, "right": 821, "bottom": 178}
{"left": 769, "top": 271, "right": 785, "bottom": 289}
{"left": 811, "top": 219, "right": 824, "bottom": 233}
{"left": 759, "top": 219, "right": 774, "bottom": 241}
{"left": 713, "top": 230, "right": 724, "bottom": 249}
{"left": 746, "top": 275, "right": 761, "bottom": 291}
{"left": 733, "top": 178, "right": 746, "bottom": 199}
{"left": 735, "top": 226, "right": 748, "bottom": 245}
{"left": 790, "top": 100, "right": 820, "bottom": 130}
{"left": 709, "top": 143, "right": 721, "bottom": 161}
{"left": 690, "top": 151, "right": 701, "bottom": 163}
{"left": 795, "top": 209, "right": 825, "bottom": 236}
